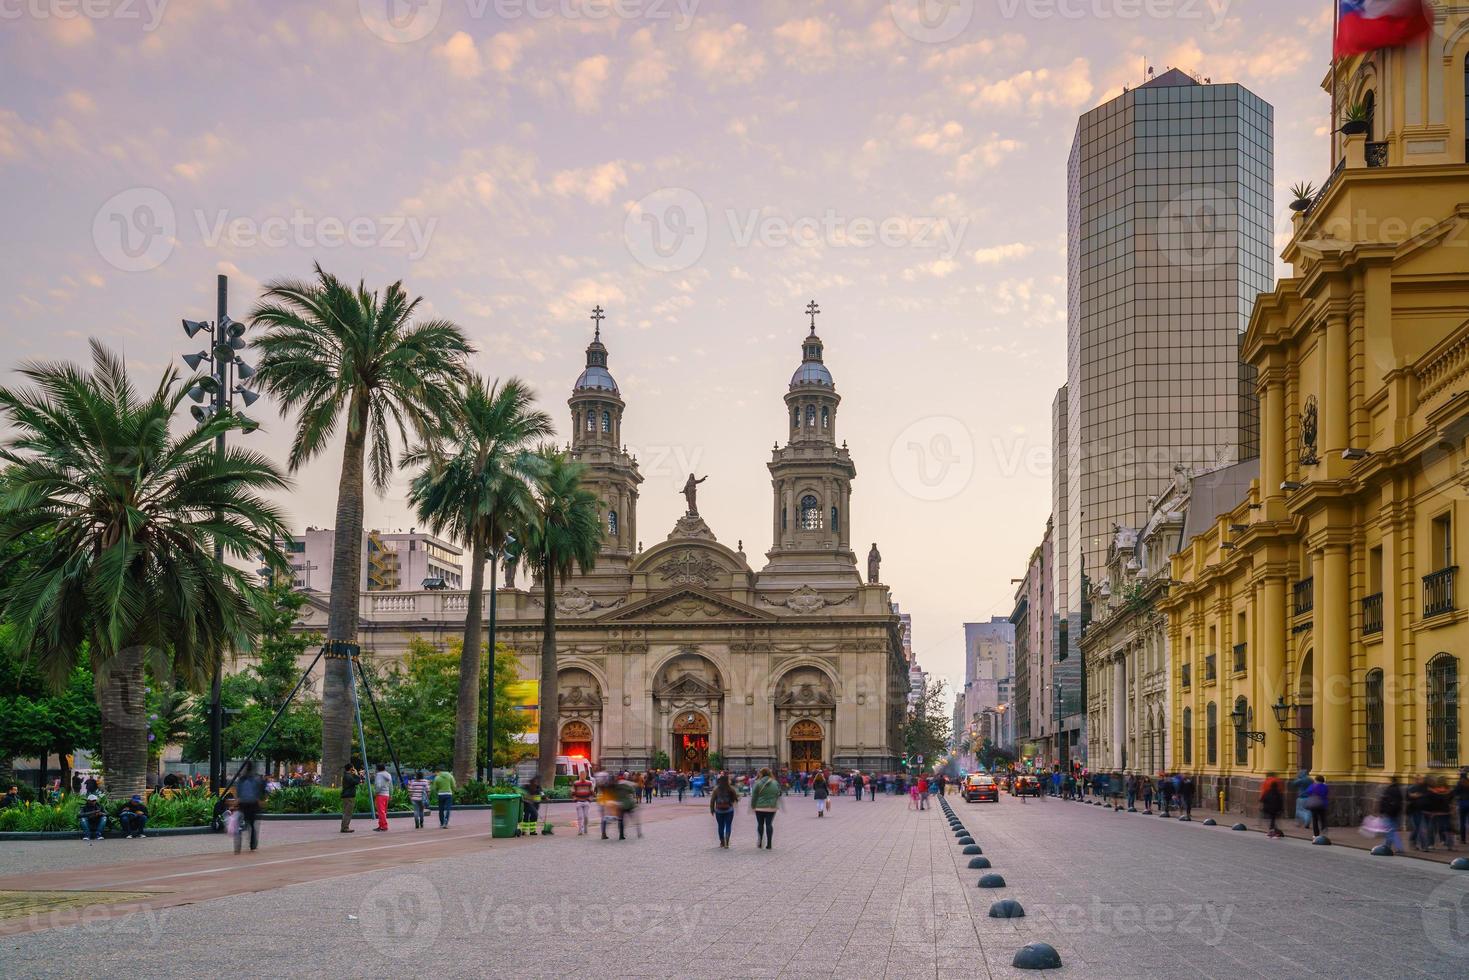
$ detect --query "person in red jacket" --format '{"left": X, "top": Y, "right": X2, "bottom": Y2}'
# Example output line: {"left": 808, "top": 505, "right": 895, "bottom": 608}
{"left": 1260, "top": 772, "right": 1285, "bottom": 838}
{"left": 916, "top": 775, "right": 929, "bottom": 810}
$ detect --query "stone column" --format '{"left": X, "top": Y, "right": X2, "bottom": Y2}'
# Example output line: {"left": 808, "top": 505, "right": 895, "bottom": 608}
{"left": 1319, "top": 544, "right": 1352, "bottom": 775}
{"left": 1259, "top": 575, "right": 1288, "bottom": 774}
{"left": 1113, "top": 654, "right": 1127, "bottom": 769}
{"left": 1322, "top": 312, "right": 1350, "bottom": 462}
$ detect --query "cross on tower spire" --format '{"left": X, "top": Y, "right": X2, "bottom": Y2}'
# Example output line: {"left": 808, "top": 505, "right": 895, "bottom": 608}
{"left": 805, "top": 300, "right": 821, "bottom": 334}
{"left": 590, "top": 305, "right": 605, "bottom": 340}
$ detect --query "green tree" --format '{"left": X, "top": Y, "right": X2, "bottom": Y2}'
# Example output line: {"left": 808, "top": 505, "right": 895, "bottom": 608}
{"left": 355, "top": 637, "right": 532, "bottom": 773}
{"left": 515, "top": 447, "right": 602, "bottom": 784}
{"left": 250, "top": 265, "right": 472, "bottom": 785}
{"left": 0, "top": 627, "right": 99, "bottom": 790}
{"left": 901, "top": 679, "right": 952, "bottom": 772}
{"left": 0, "top": 343, "right": 289, "bottom": 797}
{"left": 405, "top": 376, "right": 550, "bottom": 783}
{"left": 184, "top": 582, "right": 323, "bottom": 774}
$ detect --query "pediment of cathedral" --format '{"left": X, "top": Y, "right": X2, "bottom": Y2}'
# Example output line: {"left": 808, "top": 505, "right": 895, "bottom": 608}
{"left": 633, "top": 538, "right": 751, "bottom": 586}
{"left": 602, "top": 586, "right": 774, "bottom": 624}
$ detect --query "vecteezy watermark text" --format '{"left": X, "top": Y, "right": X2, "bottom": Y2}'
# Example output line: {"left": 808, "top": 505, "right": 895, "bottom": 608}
{"left": 92, "top": 187, "right": 440, "bottom": 272}
{"left": 357, "top": 0, "right": 699, "bottom": 44}
{"left": 624, "top": 187, "right": 969, "bottom": 273}
{"left": 197, "top": 209, "right": 437, "bottom": 261}
{"left": 0, "top": 0, "right": 169, "bottom": 30}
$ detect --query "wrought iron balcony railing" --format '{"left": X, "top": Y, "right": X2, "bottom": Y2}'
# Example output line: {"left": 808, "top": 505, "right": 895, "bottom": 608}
{"left": 1362, "top": 592, "right": 1384, "bottom": 636}
{"left": 1424, "top": 567, "right": 1458, "bottom": 619}
{"left": 1293, "top": 578, "right": 1315, "bottom": 617}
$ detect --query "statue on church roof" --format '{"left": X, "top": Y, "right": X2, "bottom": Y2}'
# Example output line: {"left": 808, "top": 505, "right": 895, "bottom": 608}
{"left": 868, "top": 543, "right": 881, "bottom": 584}
{"left": 682, "top": 473, "right": 707, "bottom": 515}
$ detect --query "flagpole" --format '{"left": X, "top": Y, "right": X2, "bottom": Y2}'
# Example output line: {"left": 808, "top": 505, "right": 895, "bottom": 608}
{"left": 1330, "top": 0, "right": 1340, "bottom": 169}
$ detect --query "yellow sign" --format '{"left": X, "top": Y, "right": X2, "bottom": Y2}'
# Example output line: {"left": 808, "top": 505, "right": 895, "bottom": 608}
{"left": 506, "top": 679, "right": 539, "bottom": 729}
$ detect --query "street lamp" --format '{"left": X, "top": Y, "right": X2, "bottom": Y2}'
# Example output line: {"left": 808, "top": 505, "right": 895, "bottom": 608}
{"left": 1270, "top": 696, "right": 1313, "bottom": 738}
{"left": 1229, "top": 703, "right": 1265, "bottom": 744}
{"left": 181, "top": 274, "right": 260, "bottom": 797}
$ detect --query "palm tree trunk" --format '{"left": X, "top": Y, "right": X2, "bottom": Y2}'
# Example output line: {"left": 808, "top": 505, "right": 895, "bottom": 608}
{"left": 95, "top": 645, "right": 147, "bottom": 798}
{"left": 452, "top": 532, "right": 486, "bottom": 784}
{"left": 537, "top": 567, "right": 558, "bottom": 785}
{"left": 322, "top": 419, "right": 367, "bottom": 787}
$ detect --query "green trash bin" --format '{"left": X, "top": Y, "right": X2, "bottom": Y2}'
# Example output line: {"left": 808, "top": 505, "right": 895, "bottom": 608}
{"left": 489, "top": 793, "right": 522, "bottom": 838}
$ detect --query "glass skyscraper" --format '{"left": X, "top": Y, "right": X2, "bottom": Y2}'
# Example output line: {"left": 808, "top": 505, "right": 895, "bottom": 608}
{"left": 1063, "top": 69, "right": 1273, "bottom": 732}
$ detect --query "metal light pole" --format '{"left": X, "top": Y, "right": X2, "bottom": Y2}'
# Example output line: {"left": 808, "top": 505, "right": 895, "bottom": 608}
{"left": 182, "top": 274, "right": 260, "bottom": 795}
{"left": 484, "top": 531, "right": 514, "bottom": 783}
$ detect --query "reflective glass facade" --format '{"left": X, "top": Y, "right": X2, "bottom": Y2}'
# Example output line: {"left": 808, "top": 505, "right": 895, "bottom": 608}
{"left": 1064, "top": 73, "right": 1273, "bottom": 723}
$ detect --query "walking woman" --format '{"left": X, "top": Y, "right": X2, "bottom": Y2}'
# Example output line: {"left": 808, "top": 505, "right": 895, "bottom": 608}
{"left": 752, "top": 767, "right": 782, "bottom": 849}
{"left": 1291, "top": 769, "right": 1313, "bottom": 828}
{"left": 1140, "top": 775, "right": 1154, "bottom": 814}
{"left": 813, "top": 769, "right": 830, "bottom": 817}
{"left": 1260, "top": 772, "right": 1284, "bottom": 839}
{"left": 710, "top": 773, "right": 738, "bottom": 848}
{"left": 1304, "top": 774, "right": 1329, "bottom": 838}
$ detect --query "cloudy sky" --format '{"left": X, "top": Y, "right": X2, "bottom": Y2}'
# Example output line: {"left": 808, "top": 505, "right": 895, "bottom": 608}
{"left": 1, "top": 0, "right": 1338, "bottom": 706}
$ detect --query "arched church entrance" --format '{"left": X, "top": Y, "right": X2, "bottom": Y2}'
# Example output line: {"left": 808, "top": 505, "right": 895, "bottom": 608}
{"left": 653, "top": 651, "right": 724, "bottom": 772}
{"left": 557, "top": 667, "right": 603, "bottom": 767}
{"left": 789, "top": 719, "right": 824, "bottom": 772}
{"left": 1296, "top": 650, "right": 1315, "bottom": 772}
{"left": 671, "top": 710, "right": 711, "bottom": 771}
{"left": 774, "top": 665, "right": 836, "bottom": 772}
{"left": 560, "top": 720, "right": 593, "bottom": 763}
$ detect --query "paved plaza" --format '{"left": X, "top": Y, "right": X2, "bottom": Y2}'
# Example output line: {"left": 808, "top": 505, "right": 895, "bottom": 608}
{"left": 2, "top": 792, "right": 1468, "bottom": 978}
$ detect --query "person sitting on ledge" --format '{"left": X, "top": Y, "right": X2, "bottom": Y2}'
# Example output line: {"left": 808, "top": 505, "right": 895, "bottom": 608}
{"left": 118, "top": 795, "right": 149, "bottom": 839}
{"left": 79, "top": 794, "right": 106, "bottom": 841}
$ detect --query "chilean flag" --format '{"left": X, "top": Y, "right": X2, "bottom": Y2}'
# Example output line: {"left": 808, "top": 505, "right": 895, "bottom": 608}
{"left": 1335, "top": 0, "right": 1432, "bottom": 57}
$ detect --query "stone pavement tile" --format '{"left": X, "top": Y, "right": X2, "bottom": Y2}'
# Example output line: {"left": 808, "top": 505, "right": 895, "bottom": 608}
{"left": 8, "top": 792, "right": 1466, "bottom": 978}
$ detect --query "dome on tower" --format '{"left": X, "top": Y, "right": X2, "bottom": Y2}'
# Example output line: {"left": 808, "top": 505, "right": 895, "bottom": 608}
{"left": 789, "top": 314, "right": 834, "bottom": 389}
{"left": 574, "top": 308, "right": 619, "bottom": 393}
{"left": 790, "top": 358, "right": 834, "bottom": 388}
{"left": 575, "top": 362, "right": 619, "bottom": 393}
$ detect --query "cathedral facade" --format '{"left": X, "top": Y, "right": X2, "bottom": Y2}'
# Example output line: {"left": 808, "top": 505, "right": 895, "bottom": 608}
{"left": 301, "top": 309, "right": 909, "bottom": 773}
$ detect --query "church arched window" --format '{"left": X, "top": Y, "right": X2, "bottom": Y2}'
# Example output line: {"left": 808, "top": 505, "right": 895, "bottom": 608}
{"left": 805, "top": 405, "right": 816, "bottom": 428}
{"left": 830, "top": 506, "right": 839, "bottom": 533}
{"left": 781, "top": 506, "right": 788, "bottom": 531}
{"left": 585, "top": 411, "right": 595, "bottom": 432}
{"left": 821, "top": 406, "right": 829, "bottom": 429}
{"left": 800, "top": 494, "right": 822, "bottom": 530}
{"left": 792, "top": 408, "right": 800, "bottom": 429}
{"left": 608, "top": 510, "right": 618, "bottom": 536}
{"left": 601, "top": 411, "right": 611, "bottom": 433}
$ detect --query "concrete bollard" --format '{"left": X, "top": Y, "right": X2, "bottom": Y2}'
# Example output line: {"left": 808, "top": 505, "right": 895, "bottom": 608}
{"left": 1012, "top": 942, "right": 1062, "bottom": 970}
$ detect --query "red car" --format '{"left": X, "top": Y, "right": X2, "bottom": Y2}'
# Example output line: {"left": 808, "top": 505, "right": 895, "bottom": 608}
{"left": 964, "top": 774, "right": 999, "bottom": 803}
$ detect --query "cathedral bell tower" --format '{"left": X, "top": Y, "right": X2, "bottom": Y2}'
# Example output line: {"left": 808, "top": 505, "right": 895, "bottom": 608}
{"left": 764, "top": 301, "right": 858, "bottom": 578}
{"left": 568, "top": 306, "right": 642, "bottom": 570}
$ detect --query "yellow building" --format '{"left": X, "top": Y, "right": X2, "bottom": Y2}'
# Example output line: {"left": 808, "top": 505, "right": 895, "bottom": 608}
{"left": 1162, "top": 16, "right": 1469, "bottom": 822}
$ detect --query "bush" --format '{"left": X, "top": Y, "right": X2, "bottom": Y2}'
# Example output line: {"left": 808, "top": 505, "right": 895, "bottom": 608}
{"left": 0, "top": 789, "right": 217, "bottom": 832}
{"left": 457, "top": 780, "right": 492, "bottom": 805}
{"left": 266, "top": 785, "right": 340, "bottom": 814}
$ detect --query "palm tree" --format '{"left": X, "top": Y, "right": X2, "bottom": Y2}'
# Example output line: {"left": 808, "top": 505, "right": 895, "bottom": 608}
{"left": 405, "top": 376, "right": 551, "bottom": 784}
{"left": 517, "top": 447, "right": 602, "bottom": 784}
{"left": 250, "top": 265, "right": 472, "bottom": 784}
{"left": 0, "top": 342, "right": 289, "bottom": 797}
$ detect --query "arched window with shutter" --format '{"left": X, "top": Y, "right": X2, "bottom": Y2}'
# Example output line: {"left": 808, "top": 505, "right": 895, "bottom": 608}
{"left": 1365, "top": 669, "right": 1385, "bottom": 768}
{"left": 1182, "top": 707, "right": 1193, "bottom": 765}
{"left": 799, "top": 494, "right": 822, "bottom": 530}
{"left": 1428, "top": 653, "right": 1460, "bottom": 767}
{"left": 1233, "top": 696, "right": 1249, "bottom": 766}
